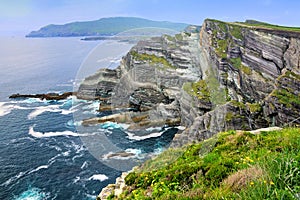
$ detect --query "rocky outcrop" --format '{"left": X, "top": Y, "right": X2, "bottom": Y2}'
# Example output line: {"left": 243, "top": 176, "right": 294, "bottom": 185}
{"left": 97, "top": 172, "right": 129, "bottom": 200}
{"left": 9, "top": 92, "right": 75, "bottom": 100}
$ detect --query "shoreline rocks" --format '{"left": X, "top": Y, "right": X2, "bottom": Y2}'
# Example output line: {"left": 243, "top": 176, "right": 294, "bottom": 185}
{"left": 9, "top": 92, "right": 76, "bottom": 100}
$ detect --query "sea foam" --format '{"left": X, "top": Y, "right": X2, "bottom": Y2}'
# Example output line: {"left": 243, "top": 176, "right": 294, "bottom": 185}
{"left": 0, "top": 102, "right": 29, "bottom": 117}
{"left": 28, "top": 126, "right": 97, "bottom": 138}
{"left": 88, "top": 174, "right": 109, "bottom": 182}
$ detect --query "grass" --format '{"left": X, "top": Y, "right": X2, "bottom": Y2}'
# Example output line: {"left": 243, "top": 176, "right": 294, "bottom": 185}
{"left": 182, "top": 80, "right": 210, "bottom": 101}
{"left": 130, "top": 51, "right": 176, "bottom": 70}
{"left": 273, "top": 89, "right": 300, "bottom": 108}
{"left": 239, "top": 21, "right": 300, "bottom": 32}
{"left": 115, "top": 127, "right": 300, "bottom": 199}
{"left": 216, "top": 40, "right": 228, "bottom": 58}
{"left": 272, "top": 70, "right": 300, "bottom": 108}
{"left": 230, "top": 57, "right": 252, "bottom": 75}
{"left": 229, "top": 25, "right": 243, "bottom": 40}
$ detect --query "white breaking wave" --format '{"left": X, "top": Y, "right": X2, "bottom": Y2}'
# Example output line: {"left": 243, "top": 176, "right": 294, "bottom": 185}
{"left": 100, "top": 122, "right": 130, "bottom": 130}
{"left": 28, "top": 165, "right": 49, "bottom": 174}
{"left": 0, "top": 171, "right": 26, "bottom": 187}
{"left": 28, "top": 104, "right": 75, "bottom": 120}
{"left": 0, "top": 102, "right": 30, "bottom": 117}
{"left": 102, "top": 148, "right": 143, "bottom": 160}
{"left": 28, "top": 126, "right": 97, "bottom": 138}
{"left": 1, "top": 164, "right": 49, "bottom": 187}
{"left": 126, "top": 131, "right": 164, "bottom": 141}
{"left": 88, "top": 174, "right": 109, "bottom": 182}
{"left": 80, "top": 161, "right": 89, "bottom": 169}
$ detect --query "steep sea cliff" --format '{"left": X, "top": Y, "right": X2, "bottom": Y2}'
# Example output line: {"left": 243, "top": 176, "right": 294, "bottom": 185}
{"left": 75, "top": 19, "right": 300, "bottom": 199}
{"left": 78, "top": 19, "right": 299, "bottom": 147}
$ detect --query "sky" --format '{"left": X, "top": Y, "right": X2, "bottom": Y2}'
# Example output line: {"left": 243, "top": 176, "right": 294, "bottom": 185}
{"left": 1, "top": 0, "right": 300, "bottom": 36}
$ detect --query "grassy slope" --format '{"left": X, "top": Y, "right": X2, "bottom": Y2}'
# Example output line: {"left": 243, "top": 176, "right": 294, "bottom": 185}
{"left": 207, "top": 18, "right": 300, "bottom": 32}
{"left": 112, "top": 127, "right": 300, "bottom": 199}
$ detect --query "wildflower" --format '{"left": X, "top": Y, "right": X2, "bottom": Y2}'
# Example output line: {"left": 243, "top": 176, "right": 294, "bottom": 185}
{"left": 250, "top": 181, "right": 254, "bottom": 185}
{"left": 235, "top": 162, "right": 239, "bottom": 164}
{"left": 270, "top": 181, "right": 275, "bottom": 185}
{"left": 263, "top": 180, "right": 267, "bottom": 184}
{"left": 161, "top": 182, "right": 164, "bottom": 185}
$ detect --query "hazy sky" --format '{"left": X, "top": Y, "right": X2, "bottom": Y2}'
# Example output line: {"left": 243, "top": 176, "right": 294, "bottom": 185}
{"left": 1, "top": 0, "right": 300, "bottom": 36}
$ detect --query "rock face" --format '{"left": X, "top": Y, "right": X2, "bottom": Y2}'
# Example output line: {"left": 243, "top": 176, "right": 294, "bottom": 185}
{"left": 78, "top": 19, "right": 300, "bottom": 147}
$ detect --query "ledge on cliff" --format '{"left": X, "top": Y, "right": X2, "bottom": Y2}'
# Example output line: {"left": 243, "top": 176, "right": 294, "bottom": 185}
{"left": 102, "top": 127, "right": 300, "bottom": 199}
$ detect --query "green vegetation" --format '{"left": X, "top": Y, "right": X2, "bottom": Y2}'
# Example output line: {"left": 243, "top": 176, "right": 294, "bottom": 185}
{"left": 229, "top": 25, "right": 243, "bottom": 40}
{"left": 205, "top": 69, "right": 227, "bottom": 105}
{"left": 246, "top": 103, "right": 262, "bottom": 113}
{"left": 230, "top": 57, "right": 241, "bottom": 69}
{"left": 216, "top": 40, "right": 228, "bottom": 58}
{"left": 230, "top": 100, "right": 246, "bottom": 109}
{"left": 182, "top": 80, "right": 210, "bottom": 101}
{"left": 164, "top": 34, "right": 175, "bottom": 42}
{"left": 272, "top": 70, "right": 300, "bottom": 108}
{"left": 26, "top": 17, "right": 189, "bottom": 37}
{"left": 130, "top": 51, "right": 176, "bottom": 70}
{"left": 230, "top": 57, "right": 252, "bottom": 75}
{"left": 241, "top": 65, "right": 252, "bottom": 75}
{"left": 238, "top": 20, "right": 300, "bottom": 32}
{"left": 116, "top": 128, "right": 300, "bottom": 199}
{"left": 273, "top": 89, "right": 300, "bottom": 108}
{"left": 175, "top": 33, "right": 183, "bottom": 41}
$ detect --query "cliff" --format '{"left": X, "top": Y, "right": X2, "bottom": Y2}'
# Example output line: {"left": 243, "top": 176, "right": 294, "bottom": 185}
{"left": 78, "top": 19, "right": 300, "bottom": 148}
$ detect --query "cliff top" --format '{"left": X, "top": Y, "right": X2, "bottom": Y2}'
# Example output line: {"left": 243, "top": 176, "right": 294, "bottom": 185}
{"left": 107, "top": 127, "right": 300, "bottom": 199}
{"left": 205, "top": 18, "right": 300, "bottom": 38}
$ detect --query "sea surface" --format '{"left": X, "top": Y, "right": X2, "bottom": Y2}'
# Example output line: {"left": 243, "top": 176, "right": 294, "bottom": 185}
{"left": 0, "top": 36, "right": 178, "bottom": 199}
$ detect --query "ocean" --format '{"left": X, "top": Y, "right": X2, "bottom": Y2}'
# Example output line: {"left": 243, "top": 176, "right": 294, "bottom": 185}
{"left": 0, "top": 36, "right": 178, "bottom": 199}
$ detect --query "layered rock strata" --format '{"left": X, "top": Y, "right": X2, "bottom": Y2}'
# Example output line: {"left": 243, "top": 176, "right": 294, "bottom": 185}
{"left": 78, "top": 20, "right": 300, "bottom": 147}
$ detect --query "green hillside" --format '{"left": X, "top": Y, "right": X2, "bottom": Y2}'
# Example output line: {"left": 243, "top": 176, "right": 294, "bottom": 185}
{"left": 109, "top": 127, "right": 300, "bottom": 199}
{"left": 26, "top": 17, "right": 189, "bottom": 37}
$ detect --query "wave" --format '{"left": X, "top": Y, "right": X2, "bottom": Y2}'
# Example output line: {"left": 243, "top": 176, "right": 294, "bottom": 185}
{"left": 100, "top": 122, "right": 130, "bottom": 130}
{"left": 102, "top": 148, "right": 143, "bottom": 160}
{"left": 28, "top": 165, "right": 49, "bottom": 174}
{"left": 1, "top": 164, "right": 49, "bottom": 187}
{"left": 28, "top": 104, "right": 75, "bottom": 120}
{"left": 80, "top": 161, "right": 89, "bottom": 169}
{"left": 126, "top": 131, "right": 164, "bottom": 141}
{"left": 29, "top": 126, "right": 78, "bottom": 138}
{"left": 29, "top": 126, "right": 98, "bottom": 138}
{"left": 0, "top": 102, "right": 30, "bottom": 117}
{"left": 88, "top": 174, "right": 109, "bottom": 182}
{"left": 0, "top": 171, "right": 26, "bottom": 187}
{"left": 73, "top": 176, "right": 81, "bottom": 184}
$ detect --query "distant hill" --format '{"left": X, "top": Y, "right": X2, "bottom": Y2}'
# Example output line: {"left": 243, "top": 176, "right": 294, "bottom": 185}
{"left": 26, "top": 17, "right": 189, "bottom": 37}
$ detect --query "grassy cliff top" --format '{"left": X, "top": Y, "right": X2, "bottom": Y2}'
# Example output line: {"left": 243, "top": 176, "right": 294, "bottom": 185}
{"left": 111, "top": 127, "right": 300, "bottom": 199}
{"left": 205, "top": 18, "right": 300, "bottom": 33}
